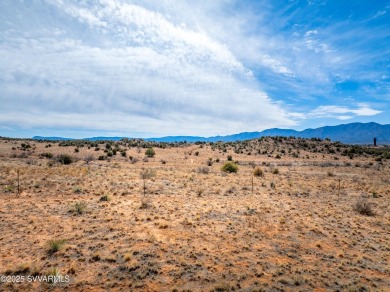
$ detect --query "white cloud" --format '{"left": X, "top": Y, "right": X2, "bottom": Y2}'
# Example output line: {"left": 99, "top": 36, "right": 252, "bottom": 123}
{"left": 305, "top": 103, "right": 382, "bottom": 119}
{"left": 0, "top": 0, "right": 387, "bottom": 137}
{"left": 0, "top": 0, "right": 296, "bottom": 137}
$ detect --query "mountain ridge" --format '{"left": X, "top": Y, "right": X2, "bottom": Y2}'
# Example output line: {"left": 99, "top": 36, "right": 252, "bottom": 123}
{"left": 32, "top": 122, "right": 390, "bottom": 144}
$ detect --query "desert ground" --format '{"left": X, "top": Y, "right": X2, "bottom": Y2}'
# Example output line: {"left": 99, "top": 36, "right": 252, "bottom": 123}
{"left": 0, "top": 137, "right": 389, "bottom": 291}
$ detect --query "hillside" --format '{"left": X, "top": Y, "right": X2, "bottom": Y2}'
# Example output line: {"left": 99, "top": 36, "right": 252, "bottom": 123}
{"left": 32, "top": 122, "right": 390, "bottom": 145}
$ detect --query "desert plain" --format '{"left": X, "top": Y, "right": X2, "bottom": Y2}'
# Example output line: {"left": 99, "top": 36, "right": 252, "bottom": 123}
{"left": 0, "top": 137, "right": 389, "bottom": 291}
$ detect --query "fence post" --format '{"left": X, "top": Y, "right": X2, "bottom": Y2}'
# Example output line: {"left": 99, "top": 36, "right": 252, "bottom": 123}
{"left": 17, "top": 169, "right": 20, "bottom": 195}
{"left": 338, "top": 178, "right": 340, "bottom": 196}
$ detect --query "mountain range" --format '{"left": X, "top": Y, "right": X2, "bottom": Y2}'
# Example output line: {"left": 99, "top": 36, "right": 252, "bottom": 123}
{"left": 32, "top": 122, "right": 390, "bottom": 145}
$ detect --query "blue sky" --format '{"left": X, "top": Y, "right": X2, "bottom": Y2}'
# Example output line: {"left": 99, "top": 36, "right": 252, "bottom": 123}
{"left": 0, "top": 0, "right": 389, "bottom": 138}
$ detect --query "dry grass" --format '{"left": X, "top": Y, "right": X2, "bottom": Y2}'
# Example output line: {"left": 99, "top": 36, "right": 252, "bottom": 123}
{"left": 0, "top": 137, "right": 389, "bottom": 291}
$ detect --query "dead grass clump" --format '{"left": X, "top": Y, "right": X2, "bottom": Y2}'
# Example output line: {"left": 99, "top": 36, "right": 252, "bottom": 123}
{"left": 129, "top": 156, "right": 139, "bottom": 164}
{"left": 354, "top": 200, "right": 374, "bottom": 216}
{"left": 140, "top": 199, "right": 152, "bottom": 209}
{"left": 84, "top": 154, "right": 95, "bottom": 164}
{"left": 197, "top": 166, "right": 209, "bottom": 174}
{"left": 253, "top": 167, "right": 264, "bottom": 177}
{"left": 211, "top": 282, "right": 234, "bottom": 291}
{"left": 70, "top": 202, "right": 87, "bottom": 214}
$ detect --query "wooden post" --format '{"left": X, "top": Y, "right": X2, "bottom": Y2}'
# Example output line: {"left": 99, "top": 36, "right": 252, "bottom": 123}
{"left": 17, "top": 169, "right": 20, "bottom": 195}
{"left": 251, "top": 176, "right": 254, "bottom": 196}
{"left": 338, "top": 178, "right": 340, "bottom": 196}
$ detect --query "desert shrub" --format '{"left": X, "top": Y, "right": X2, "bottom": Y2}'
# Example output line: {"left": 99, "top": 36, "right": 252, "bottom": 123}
{"left": 84, "top": 154, "right": 95, "bottom": 164}
{"left": 74, "top": 148, "right": 79, "bottom": 153}
{"left": 70, "top": 202, "right": 87, "bottom": 215}
{"left": 145, "top": 148, "right": 155, "bottom": 157}
{"left": 47, "top": 239, "right": 67, "bottom": 255}
{"left": 354, "top": 200, "right": 374, "bottom": 216}
{"left": 272, "top": 168, "right": 279, "bottom": 174}
{"left": 129, "top": 156, "right": 139, "bottom": 164}
{"left": 98, "top": 155, "right": 106, "bottom": 161}
{"left": 140, "top": 198, "right": 152, "bottom": 209}
{"left": 221, "top": 162, "right": 238, "bottom": 173}
{"left": 100, "top": 194, "right": 110, "bottom": 202}
{"left": 40, "top": 152, "right": 53, "bottom": 159}
{"left": 197, "top": 166, "right": 209, "bottom": 174}
{"left": 55, "top": 154, "right": 73, "bottom": 165}
{"left": 253, "top": 167, "right": 263, "bottom": 177}
{"left": 227, "top": 155, "right": 233, "bottom": 161}
{"left": 207, "top": 159, "right": 213, "bottom": 166}
{"left": 73, "top": 186, "right": 83, "bottom": 194}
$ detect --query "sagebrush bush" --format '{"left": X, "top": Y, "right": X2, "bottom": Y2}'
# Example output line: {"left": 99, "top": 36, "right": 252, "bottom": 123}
{"left": 253, "top": 167, "right": 263, "bottom": 177}
{"left": 354, "top": 200, "right": 374, "bottom": 216}
{"left": 71, "top": 202, "right": 87, "bottom": 215}
{"left": 55, "top": 154, "right": 72, "bottom": 165}
{"left": 221, "top": 162, "right": 238, "bottom": 173}
{"left": 197, "top": 166, "right": 209, "bottom": 174}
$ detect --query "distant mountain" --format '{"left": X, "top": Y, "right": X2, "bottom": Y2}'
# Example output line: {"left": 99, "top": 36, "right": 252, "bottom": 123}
{"left": 32, "top": 136, "right": 73, "bottom": 141}
{"left": 83, "top": 137, "right": 126, "bottom": 141}
{"left": 146, "top": 122, "right": 389, "bottom": 144}
{"left": 32, "top": 122, "right": 390, "bottom": 144}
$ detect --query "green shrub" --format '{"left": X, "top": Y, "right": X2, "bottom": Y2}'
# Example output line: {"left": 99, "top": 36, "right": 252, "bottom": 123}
{"left": 47, "top": 239, "right": 67, "bottom": 255}
{"left": 100, "top": 194, "right": 110, "bottom": 202}
{"left": 145, "top": 148, "right": 155, "bottom": 157}
{"left": 221, "top": 162, "right": 238, "bottom": 173}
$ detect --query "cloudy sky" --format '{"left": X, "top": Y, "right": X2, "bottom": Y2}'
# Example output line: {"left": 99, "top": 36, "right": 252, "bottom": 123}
{"left": 0, "top": 0, "right": 389, "bottom": 138}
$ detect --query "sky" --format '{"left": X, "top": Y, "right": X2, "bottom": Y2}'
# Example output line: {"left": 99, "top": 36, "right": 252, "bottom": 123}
{"left": 0, "top": 0, "right": 389, "bottom": 138}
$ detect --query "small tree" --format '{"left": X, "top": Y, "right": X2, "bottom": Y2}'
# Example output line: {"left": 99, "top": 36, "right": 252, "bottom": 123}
{"left": 145, "top": 148, "right": 155, "bottom": 157}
